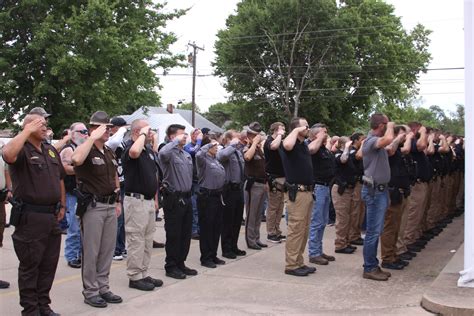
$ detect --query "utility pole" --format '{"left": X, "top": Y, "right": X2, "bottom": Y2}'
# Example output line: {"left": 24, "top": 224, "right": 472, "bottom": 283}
{"left": 188, "top": 42, "right": 204, "bottom": 127}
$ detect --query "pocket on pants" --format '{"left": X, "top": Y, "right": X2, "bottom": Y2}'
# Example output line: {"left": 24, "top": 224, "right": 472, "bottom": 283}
{"left": 124, "top": 198, "right": 144, "bottom": 234}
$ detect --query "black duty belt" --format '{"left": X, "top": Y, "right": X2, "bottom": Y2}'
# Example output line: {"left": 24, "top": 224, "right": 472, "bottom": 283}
{"left": 315, "top": 180, "right": 331, "bottom": 187}
{"left": 125, "top": 192, "right": 154, "bottom": 201}
{"left": 363, "top": 181, "right": 388, "bottom": 192}
{"left": 95, "top": 194, "right": 116, "bottom": 204}
{"left": 415, "top": 178, "right": 428, "bottom": 184}
{"left": 296, "top": 184, "right": 314, "bottom": 192}
{"left": 200, "top": 188, "right": 223, "bottom": 196}
{"left": 174, "top": 191, "right": 192, "bottom": 198}
{"left": 225, "top": 182, "right": 242, "bottom": 191}
{"left": 252, "top": 177, "right": 266, "bottom": 184}
{"left": 23, "top": 203, "right": 58, "bottom": 214}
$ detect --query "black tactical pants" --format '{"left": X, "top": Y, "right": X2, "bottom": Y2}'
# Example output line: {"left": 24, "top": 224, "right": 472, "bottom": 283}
{"left": 12, "top": 211, "right": 61, "bottom": 316}
{"left": 221, "top": 188, "right": 244, "bottom": 254}
{"left": 162, "top": 192, "right": 192, "bottom": 272}
{"left": 197, "top": 192, "right": 223, "bottom": 263}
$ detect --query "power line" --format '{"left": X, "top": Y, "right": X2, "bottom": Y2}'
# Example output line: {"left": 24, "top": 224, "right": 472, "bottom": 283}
{"left": 164, "top": 91, "right": 464, "bottom": 101}
{"left": 157, "top": 67, "right": 464, "bottom": 78}
{"left": 220, "top": 17, "right": 461, "bottom": 41}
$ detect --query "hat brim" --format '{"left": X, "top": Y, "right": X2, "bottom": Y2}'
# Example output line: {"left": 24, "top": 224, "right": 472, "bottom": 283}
{"left": 244, "top": 127, "right": 261, "bottom": 135}
{"left": 90, "top": 121, "right": 114, "bottom": 127}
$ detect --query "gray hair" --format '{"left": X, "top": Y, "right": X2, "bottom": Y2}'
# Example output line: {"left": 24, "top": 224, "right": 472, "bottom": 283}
{"left": 309, "top": 123, "right": 326, "bottom": 137}
{"left": 131, "top": 119, "right": 147, "bottom": 133}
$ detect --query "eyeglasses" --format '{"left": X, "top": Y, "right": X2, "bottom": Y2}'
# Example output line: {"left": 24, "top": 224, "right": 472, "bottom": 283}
{"left": 74, "top": 129, "right": 89, "bottom": 135}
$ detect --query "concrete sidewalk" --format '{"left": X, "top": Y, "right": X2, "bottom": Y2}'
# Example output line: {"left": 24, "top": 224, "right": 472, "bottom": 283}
{"left": 422, "top": 242, "right": 474, "bottom": 315}
{"left": 0, "top": 214, "right": 465, "bottom": 315}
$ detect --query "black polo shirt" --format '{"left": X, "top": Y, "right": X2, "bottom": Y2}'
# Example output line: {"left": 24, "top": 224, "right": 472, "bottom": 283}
{"left": 410, "top": 139, "right": 432, "bottom": 182}
{"left": 454, "top": 143, "right": 464, "bottom": 172}
{"left": 429, "top": 145, "right": 442, "bottom": 177}
{"left": 279, "top": 140, "right": 313, "bottom": 185}
{"left": 8, "top": 141, "right": 65, "bottom": 205}
{"left": 311, "top": 147, "right": 335, "bottom": 184}
{"left": 122, "top": 141, "right": 158, "bottom": 197}
{"left": 350, "top": 147, "right": 364, "bottom": 177}
{"left": 334, "top": 150, "right": 357, "bottom": 185}
{"left": 264, "top": 136, "right": 285, "bottom": 177}
{"left": 389, "top": 147, "right": 411, "bottom": 189}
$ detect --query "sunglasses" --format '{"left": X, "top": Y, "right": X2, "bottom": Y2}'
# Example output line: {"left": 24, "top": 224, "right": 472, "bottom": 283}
{"left": 74, "top": 129, "right": 89, "bottom": 135}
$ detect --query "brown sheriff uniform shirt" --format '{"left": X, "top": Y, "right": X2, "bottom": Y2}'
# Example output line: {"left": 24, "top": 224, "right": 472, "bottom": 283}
{"left": 243, "top": 145, "right": 266, "bottom": 179}
{"left": 7, "top": 142, "right": 65, "bottom": 205}
{"left": 74, "top": 145, "right": 117, "bottom": 196}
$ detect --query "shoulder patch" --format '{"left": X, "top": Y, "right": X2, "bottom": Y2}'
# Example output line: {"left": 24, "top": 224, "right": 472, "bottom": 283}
{"left": 48, "top": 149, "right": 56, "bottom": 158}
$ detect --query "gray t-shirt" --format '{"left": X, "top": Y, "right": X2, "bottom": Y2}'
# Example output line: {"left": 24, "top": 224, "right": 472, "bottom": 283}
{"left": 362, "top": 131, "right": 390, "bottom": 184}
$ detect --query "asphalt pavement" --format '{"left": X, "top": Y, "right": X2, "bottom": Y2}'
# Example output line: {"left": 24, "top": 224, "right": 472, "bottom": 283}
{"left": 0, "top": 212, "right": 465, "bottom": 315}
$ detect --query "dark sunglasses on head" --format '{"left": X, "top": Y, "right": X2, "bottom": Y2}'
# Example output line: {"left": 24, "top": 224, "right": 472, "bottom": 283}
{"left": 74, "top": 129, "right": 89, "bottom": 135}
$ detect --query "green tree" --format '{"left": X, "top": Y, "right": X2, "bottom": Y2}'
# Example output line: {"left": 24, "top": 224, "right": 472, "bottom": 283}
{"left": 373, "top": 103, "right": 464, "bottom": 136}
{"left": 203, "top": 102, "right": 239, "bottom": 128}
{"left": 213, "top": 0, "right": 431, "bottom": 134}
{"left": 176, "top": 102, "right": 201, "bottom": 113}
{"left": 0, "top": 0, "right": 185, "bottom": 132}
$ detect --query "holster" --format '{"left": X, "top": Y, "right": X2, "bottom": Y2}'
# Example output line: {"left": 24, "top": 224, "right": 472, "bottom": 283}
{"left": 337, "top": 182, "right": 347, "bottom": 195}
{"left": 245, "top": 178, "right": 255, "bottom": 192}
{"left": 389, "top": 187, "right": 402, "bottom": 206}
{"left": 286, "top": 183, "right": 298, "bottom": 202}
{"left": 8, "top": 197, "right": 24, "bottom": 226}
{"left": 0, "top": 188, "right": 8, "bottom": 203}
{"left": 74, "top": 188, "right": 94, "bottom": 218}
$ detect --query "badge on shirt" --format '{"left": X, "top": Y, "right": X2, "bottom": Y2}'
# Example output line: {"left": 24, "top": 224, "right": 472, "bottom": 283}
{"left": 48, "top": 149, "right": 56, "bottom": 158}
{"left": 92, "top": 157, "right": 105, "bottom": 165}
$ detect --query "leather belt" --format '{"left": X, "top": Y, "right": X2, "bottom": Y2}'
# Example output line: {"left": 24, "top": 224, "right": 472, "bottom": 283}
{"left": 253, "top": 178, "right": 266, "bottom": 184}
{"left": 23, "top": 203, "right": 58, "bottom": 214}
{"left": 125, "top": 192, "right": 154, "bottom": 200}
{"left": 225, "top": 182, "right": 242, "bottom": 191}
{"left": 315, "top": 181, "right": 331, "bottom": 186}
{"left": 95, "top": 194, "right": 116, "bottom": 204}
{"left": 297, "top": 184, "right": 314, "bottom": 192}
{"left": 174, "top": 191, "right": 191, "bottom": 198}
{"left": 200, "top": 188, "right": 223, "bottom": 196}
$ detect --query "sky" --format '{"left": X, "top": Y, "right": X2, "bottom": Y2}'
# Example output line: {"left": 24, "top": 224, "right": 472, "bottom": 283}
{"left": 157, "top": 0, "right": 465, "bottom": 115}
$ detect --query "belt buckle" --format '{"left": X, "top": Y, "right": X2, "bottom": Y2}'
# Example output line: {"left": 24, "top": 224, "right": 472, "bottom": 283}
{"left": 377, "top": 184, "right": 386, "bottom": 192}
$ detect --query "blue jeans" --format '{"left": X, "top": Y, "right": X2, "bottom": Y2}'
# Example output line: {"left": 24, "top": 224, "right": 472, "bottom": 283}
{"left": 64, "top": 193, "right": 82, "bottom": 262}
{"left": 191, "top": 182, "right": 200, "bottom": 235}
{"left": 115, "top": 191, "right": 126, "bottom": 255}
{"left": 362, "top": 185, "right": 389, "bottom": 272}
{"left": 308, "top": 184, "right": 330, "bottom": 257}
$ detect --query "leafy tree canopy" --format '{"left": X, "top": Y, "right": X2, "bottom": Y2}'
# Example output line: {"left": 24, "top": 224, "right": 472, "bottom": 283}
{"left": 1, "top": 0, "right": 185, "bottom": 132}
{"left": 214, "top": 0, "right": 432, "bottom": 134}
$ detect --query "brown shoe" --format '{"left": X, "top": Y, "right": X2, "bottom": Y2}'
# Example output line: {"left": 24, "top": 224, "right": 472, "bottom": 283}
{"left": 377, "top": 266, "right": 392, "bottom": 277}
{"left": 363, "top": 269, "right": 389, "bottom": 281}
{"left": 321, "top": 253, "right": 335, "bottom": 261}
{"left": 309, "top": 256, "right": 328, "bottom": 265}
